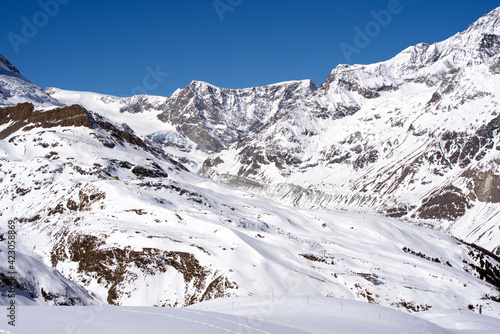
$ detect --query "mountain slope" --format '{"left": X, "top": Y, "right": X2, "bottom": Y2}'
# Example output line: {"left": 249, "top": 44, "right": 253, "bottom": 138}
{"left": 0, "top": 236, "right": 96, "bottom": 305}
{"left": 201, "top": 7, "right": 500, "bottom": 255}
{"left": 0, "top": 101, "right": 499, "bottom": 316}
{"left": 43, "top": 87, "right": 207, "bottom": 170}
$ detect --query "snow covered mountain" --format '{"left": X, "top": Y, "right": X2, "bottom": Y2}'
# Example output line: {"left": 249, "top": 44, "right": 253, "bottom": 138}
{"left": 0, "top": 54, "right": 60, "bottom": 108}
{"left": 45, "top": 79, "right": 317, "bottom": 170}
{"left": 156, "top": 79, "right": 317, "bottom": 153}
{"left": 201, "top": 7, "right": 500, "bottom": 256}
{"left": 43, "top": 87, "right": 208, "bottom": 170}
{"left": 0, "top": 99, "right": 499, "bottom": 316}
{"left": 1, "top": 6, "right": 500, "bottom": 324}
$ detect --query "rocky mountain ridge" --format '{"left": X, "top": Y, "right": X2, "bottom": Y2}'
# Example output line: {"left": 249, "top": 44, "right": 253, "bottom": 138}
{"left": 157, "top": 79, "right": 317, "bottom": 153}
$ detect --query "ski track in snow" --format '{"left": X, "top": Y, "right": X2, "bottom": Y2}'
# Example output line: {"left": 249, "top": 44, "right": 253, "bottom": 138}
{"left": 122, "top": 308, "right": 280, "bottom": 334}
{"left": 179, "top": 309, "right": 272, "bottom": 334}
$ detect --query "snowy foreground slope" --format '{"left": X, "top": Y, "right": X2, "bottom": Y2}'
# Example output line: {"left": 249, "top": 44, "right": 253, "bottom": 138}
{"left": 191, "top": 296, "right": 500, "bottom": 334}
{"left": 1, "top": 297, "right": 499, "bottom": 333}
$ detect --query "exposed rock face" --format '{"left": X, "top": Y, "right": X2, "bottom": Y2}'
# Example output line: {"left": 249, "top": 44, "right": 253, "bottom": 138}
{"left": 464, "top": 170, "right": 500, "bottom": 203}
{"left": 51, "top": 234, "right": 235, "bottom": 306}
{"left": 0, "top": 103, "right": 99, "bottom": 142}
{"left": 157, "top": 80, "right": 317, "bottom": 152}
{"left": 0, "top": 237, "right": 96, "bottom": 306}
{"left": 436, "top": 116, "right": 500, "bottom": 169}
{"left": 0, "top": 103, "right": 93, "bottom": 138}
{"left": 415, "top": 186, "right": 472, "bottom": 220}
{"left": 0, "top": 103, "right": 154, "bottom": 153}
{"left": 118, "top": 95, "right": 168, "bottom": 114}
{"left": 479, "top": 34, "right": 500, "bottom": 58}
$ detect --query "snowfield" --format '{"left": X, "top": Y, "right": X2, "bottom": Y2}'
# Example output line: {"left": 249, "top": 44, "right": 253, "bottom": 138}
{"left": 1, "top": 297, "right": 499, "bottom": 333}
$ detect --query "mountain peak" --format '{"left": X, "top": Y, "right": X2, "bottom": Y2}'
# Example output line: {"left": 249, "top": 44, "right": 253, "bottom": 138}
{"left": 467, "top": 6, "right": 500, "bottom": 34}
{"left": 188, "top": 79, "right": 317, "bottom": 92}
{"left": 0, "top": 54, "right": 21, "bottom": 77}
{"left": 189, "top": 80, "right": 218, "bottom": 88}
{"left": 0, "top": 54, "right": 60, "bottom": 107}
{"left": 324, "top": 6, "right": 500, "bottom": 83}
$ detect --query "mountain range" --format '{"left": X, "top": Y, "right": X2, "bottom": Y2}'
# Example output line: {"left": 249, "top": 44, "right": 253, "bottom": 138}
{"left": 0, "top": 5, "right": 499, "bottom": 322}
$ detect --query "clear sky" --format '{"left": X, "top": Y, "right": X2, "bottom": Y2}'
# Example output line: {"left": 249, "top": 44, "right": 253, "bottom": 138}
{"left": 1, "top": 0, "right": 499, "bottom": 97}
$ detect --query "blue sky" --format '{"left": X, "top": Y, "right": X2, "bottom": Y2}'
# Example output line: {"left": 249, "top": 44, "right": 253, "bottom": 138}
{"left": 1, "top": 0, "right": 499, "bottom": 97}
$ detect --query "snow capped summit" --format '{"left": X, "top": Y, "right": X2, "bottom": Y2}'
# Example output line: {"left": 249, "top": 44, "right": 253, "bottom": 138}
{"left": 0, "top": 53, "right": 60, "bottom": 108}
{"left": 466, "top": 6, "right": 500, "bottom": 35}
{"left": 0, "top": 54, "right": 21, "bottom": 77}
{"left": 46, "top": 78, "right": 318, "bottom": 157}
{"left": 382, "top": 6, "right": 500, "bottom": 78}
{"left": 157, "top": 78, "right": 317, "bottom": 152}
